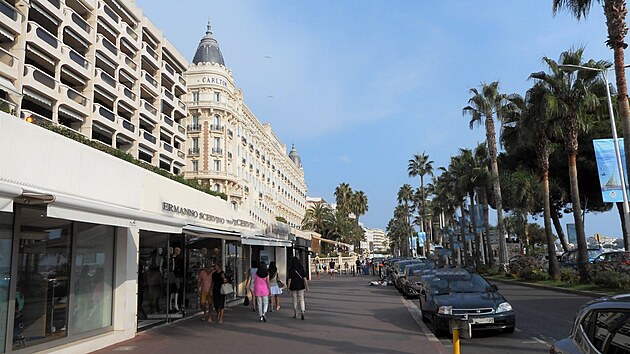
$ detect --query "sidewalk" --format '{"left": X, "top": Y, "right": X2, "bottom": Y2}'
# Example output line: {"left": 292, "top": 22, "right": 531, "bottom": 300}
{"left": 92, "top": 274, "right": 449, "bottom": 354}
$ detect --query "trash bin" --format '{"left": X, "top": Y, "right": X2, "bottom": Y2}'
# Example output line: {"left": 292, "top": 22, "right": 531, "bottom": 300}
{"left": 363, "top": 266, "right": 369, "bottom": 275}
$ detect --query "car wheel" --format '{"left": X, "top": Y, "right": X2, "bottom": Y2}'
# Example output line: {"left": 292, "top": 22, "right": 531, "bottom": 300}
{"left": 432, "top": 315, "right": 446, "bottom": 336}
{"left": 504, "top": 326, "right": 515, "bottom": 334}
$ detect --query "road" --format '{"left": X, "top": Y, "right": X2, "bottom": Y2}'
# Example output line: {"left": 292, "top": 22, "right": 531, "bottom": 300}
{"left": 406, "top": 280, "right": 597, "bottom": 354}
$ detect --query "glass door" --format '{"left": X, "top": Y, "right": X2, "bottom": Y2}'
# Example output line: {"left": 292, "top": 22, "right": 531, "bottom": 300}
{"left": 225, "top": 241, "right": 241, "bottom": 301}
{"left": 137, "top": 231, "right": 169, "bottom": 329}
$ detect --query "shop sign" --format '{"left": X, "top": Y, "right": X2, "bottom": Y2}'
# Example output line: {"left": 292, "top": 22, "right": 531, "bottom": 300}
{"left": 161, "top": 202, "right": 254, "bottom": 228}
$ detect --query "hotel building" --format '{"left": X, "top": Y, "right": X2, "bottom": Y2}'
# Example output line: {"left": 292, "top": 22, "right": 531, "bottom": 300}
{"left": 0, "top": 1, "right": 309, "bottom": 353}
{"left": 184, "top": 23, "right": 307, "bottom": 231}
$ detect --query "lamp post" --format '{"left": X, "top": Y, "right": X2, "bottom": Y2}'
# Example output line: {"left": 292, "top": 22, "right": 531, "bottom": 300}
{"left": 560, "top": 64, "right": 630, "bottom": 242}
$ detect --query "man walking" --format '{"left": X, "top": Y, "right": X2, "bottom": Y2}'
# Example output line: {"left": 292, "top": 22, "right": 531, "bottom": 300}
{"left": 329, "top": 260, "right": 336, "bottom": 279}
{"left": 197, "top": 263, "right": 214, "bottom": 322}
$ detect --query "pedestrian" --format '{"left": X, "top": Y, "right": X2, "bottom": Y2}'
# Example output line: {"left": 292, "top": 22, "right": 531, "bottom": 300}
{"left": 211, "top": 263, "right": 227, "bottom": 323}
{"left": 329, "top": 260, "right": 336, "bottom": 279}
{"left": 268, "top": 261, "right": 282, "bottom": 311}
{"left": 197, "top": 263, "right": 214, "bottom": 322}
{"left": 288, "top": 256, "right": 309, "bottom": 320}
{"left": 253, "top": 261, "right": 271, "bottom": 322}
{"left": 315, "top": 259, "right": 321, "bottom": 280}
{"left": 355, "top": 259, "right": 361, "bottom": 276}
{"left": 245, "top": 260, "right": 258, "bottom": 312}
{"left": 344, "top": 261, "right": 349, "bottom": 275}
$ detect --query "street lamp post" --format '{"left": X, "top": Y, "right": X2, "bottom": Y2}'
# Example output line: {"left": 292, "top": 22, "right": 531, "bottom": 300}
{"left": 560, "top": 64, "right": 630, "bottom": 242}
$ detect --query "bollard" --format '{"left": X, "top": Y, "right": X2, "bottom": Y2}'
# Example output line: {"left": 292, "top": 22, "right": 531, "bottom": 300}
{"left": 453, "top": 325, "right": 460, "bottom": 354}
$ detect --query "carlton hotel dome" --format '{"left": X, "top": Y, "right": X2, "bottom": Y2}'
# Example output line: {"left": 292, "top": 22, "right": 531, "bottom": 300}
{"left": 192, "top": 21, "right": 225, "bottom": 66}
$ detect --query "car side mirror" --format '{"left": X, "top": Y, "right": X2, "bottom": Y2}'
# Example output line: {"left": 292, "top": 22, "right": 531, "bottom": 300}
{"left": 491, "top": 284, "right": 498, "bottom": 292}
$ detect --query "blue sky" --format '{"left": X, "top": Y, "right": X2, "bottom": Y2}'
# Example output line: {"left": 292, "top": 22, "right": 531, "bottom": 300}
{"left": 138, "top": 1, "right": 623, "bottom": 237}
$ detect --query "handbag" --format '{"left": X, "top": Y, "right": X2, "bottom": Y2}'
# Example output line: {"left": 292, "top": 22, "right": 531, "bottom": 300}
{"left": 277, "top": 279, "right": 285, "bottom": 288}
{"left": 220, "top": 283, "right": 234, "bottom": 295}
{"left": 243, "top": 296, "right": 250, "bottom": 306}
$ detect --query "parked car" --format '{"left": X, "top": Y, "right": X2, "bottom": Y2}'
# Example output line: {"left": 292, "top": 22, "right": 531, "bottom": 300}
{"left": 559, "top": 248, "right": 604, "bottom": 269}
{"left": 401, "top": 262, "right": 436, "bottom": 299}
{"left": 592, "top": 251, "right": 630, "bottom": 272}
{"left": 550, "top": 294, "right": 630, "bottom": 354}
{"left": 392, "top": 260, "right": 424, "bottom": 290}
{"left": 418, "top": 269, "right": 515, "bottom": 336}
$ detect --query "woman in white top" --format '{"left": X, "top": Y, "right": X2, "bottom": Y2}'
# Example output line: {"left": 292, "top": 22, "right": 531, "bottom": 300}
{"left": 268, "top": 261, "right": 282, "bottom": 311}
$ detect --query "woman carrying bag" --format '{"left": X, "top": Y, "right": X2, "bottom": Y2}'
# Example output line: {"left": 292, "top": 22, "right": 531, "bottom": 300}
{"left": 253, "top": 261, "right": 271, "bottom": 322}
{"left": 268, "top": 261, "right": 283, "bottom": 311}
{"left": 287, "top": 256, "right": 309, "bottom": 320}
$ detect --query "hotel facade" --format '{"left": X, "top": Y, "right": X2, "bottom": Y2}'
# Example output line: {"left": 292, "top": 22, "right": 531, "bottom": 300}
{"left": 0, "top": 1, "right": 308, "bottom": 353}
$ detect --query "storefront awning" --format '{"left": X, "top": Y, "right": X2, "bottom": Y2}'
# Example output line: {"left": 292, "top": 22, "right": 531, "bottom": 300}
{"left": 183, "top": 224, "right": 241, "bottom": 241}
{"left": 0, "top": 183, "right": 23, "bottom": 212}
{"left": 242, "top": 234, "right": 292, "bottom": 247}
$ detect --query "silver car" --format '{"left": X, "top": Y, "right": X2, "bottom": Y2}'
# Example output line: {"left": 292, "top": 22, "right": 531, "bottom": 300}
{"left": 550, "top": 294, "right": 630, "bottom": 354}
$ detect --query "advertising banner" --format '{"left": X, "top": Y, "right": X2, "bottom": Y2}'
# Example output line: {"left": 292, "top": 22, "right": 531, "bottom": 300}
{"left": 593, "top": 138, "right": 628, "bottom": 202}
{"left": 567, "top": 223, "right": 577, "bottom": 244}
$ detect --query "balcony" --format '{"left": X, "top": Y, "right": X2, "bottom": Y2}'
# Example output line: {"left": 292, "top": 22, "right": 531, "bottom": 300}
{"left": 174, "top": 73, "right": 186, "bottom": 93}
{"left": 141, "top": 42, "right": 158, "bottom": 69}
{"left": 210, "top": 124, "right": 224, "bottom": 132}
{"left": 32, "top": 0, "right": 62, "bottom": 21}
{"left": 59, "top": 84, "right": 89, "bottom": 113}
{"left": 120, "top": 22, "right": 140, "bottom": 50}
{"left": 97, "top": 1, "right": 119, "bottom": 29}
{"left": 117, "top": 83, "right": 138, "bottom": 107}
{"left": 176, "top": 150, "right": 185, "bottom": 160}
{"left": 61, "top": 45, "right": 91, "bottom": 78}
{"left": 63, "top": 7, "right": 92, "bottom": 42}
{"left": 162, "top": 141, "right": 173, "bottom": 153}
{"left": 0, "top": 0, "right": 22, "bottom": 36}
{"left": 96, "top": 34, "right": 118, "bottom": 62}
{"left": 140, "top": 70, "right": 159, "bottom": 96}
{"left": 211, "top": 147, "right": 223, "bottom": 155}
{"left": 161, "top": 87, "right": 175, "bottom": 107}
{"left": 172, "top": 97, "right": 186, "bottom": 119}
{"left": 162, "top": 114, "right": 174, "bottom": 127}
{"left": 117, "top": 117, "right": 136, "bottom": 136}
{"left": 94, "top": 68, "right": 117, "bottom": 96}
{"left": 0, "top": 46, "right": 18, "bottom": 80}
{"left": 139, "top": 129, "right": 157, "bottom": 147}
{"left": 22, "top": 64, "right": 59, "bottom": 100}
{"left": 92, "top": 103, "right": 117, "bottom": 130}
{"left": 138, "top": 99, "right": 158, "bottom": 124}
{"left": 26, "top": 22, "right": 62, "bottom": 59}
{"left": 188, "top": 147, "right": 200, "bottom": 156}
{"left": 118, "top": 52, "right": 139, "bottom": 77}
{"left": 187, "top": 123, "right": 201, "bottom": 132}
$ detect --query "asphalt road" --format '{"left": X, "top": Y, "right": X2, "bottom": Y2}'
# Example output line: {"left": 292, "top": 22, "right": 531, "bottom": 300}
{"left": 407, "top": 280, "right": 597, "bottom": 354}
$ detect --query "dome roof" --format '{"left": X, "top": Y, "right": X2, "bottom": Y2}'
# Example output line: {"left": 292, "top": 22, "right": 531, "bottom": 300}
{"left": 289, "top": 144, "right": 302, "bottom": 168}
{"left": 192, "top": 21, "right": 225, "bottom": 66}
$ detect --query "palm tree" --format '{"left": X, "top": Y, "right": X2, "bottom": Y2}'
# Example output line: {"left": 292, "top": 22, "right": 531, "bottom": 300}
{"left": 408, "top": 152, "right": 434, "bottom": 256}
{"left": 473, "top": 143, "right": 493, "bottom": 266}
{"left": 552, "top": 2, "right": 630, "bottom": 220}
{"left": 530, "top": 48, "right": 607, "bottom": 282}
{"left": 352, "top": 190, "right": 369, "bottom": 223}
{"left": 506, "top": 82, "right": 562, "bottom": 279}
{"left": 302, "top": 202, "right": 333, "bottom": 237}
{"left": 334, "top": 183, "right": 353, "bottom": 214}
{"left": 463, "top": 81, "right": 518, "bottom": 268}
{"left": 397, "top": 184, "right": 415, "bottom": 255}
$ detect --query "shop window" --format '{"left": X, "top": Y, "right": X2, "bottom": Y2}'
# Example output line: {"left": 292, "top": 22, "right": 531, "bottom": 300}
{"left": 70, "top": 223, "right": 115, "bottom": 334}
{"left": 0, "top": 212, "right": 13, "bottom": 352}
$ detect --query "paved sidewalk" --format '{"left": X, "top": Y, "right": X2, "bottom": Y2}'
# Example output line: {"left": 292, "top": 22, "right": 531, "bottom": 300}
{"left": 92, "top": 275, "right": 449, "bottom": 354}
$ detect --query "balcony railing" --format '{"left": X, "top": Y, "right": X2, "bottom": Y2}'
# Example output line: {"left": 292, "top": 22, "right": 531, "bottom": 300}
{"left": 102, "top": 3, "right": 119, "bottom": 24}
{"left": 121, "top": 118, "right": 135, "bottom": 133}
{"left": 123, "top": 86, "right": 136, "bottom": 101}
{"left": 34, "top": 24, "right": 59, "bottom": 49}
{"left": 178, "top": 75, "right": 186, "bottom": 86}
{"left": 70, "top": 11, "right": 90, "bottom": 34}
{"left": 0, "top": 46, "right": 15, "bottom": 67}
{"left": 177, "top": 124, "right": 185, "bottom": 135}
{"left": 31, "top": 66, "right": 56, "bottom": 90}
{"left": 187, "top": 124, "right": 201, "bottom": 132}
{"left": 68, "top": 48, "right": 89, "bottom": 69}
{"left": 177, "top": 150, "right": 185, "bottom": 159}
{"left": 99, "top": 70, "right": 116, "bottom": 88}
{"left": 143, "top": 42, "right": 158, "bottom": 61}
{"left": 48, "top": 0, "right": 60, "bottom": 9}
{"left": 163, "top": 88, "right": 173, "bottom": 100}
{"left": 188, "top": 147, "right": 200, "bottom": 155}
{"left": 0, "top": 0, "right": 18, "bottom": 21}
{"left": 65, "top": 86, "right": 87, "bottom": 106}
{"left": 210, "top": 124, "right": 223, "bottom": 132}
{"left": 142, "top": 130, "right": 157, "bottom": 144}
{"left": 212, "top": 147, "right": 223, "bottom": 154}
{"left": 101, "top": 35, "right": 117, "bottom": 55}
{"left": 162, "top": 114, "right": 173, "bottom": 127}
{"left": 142, "top": 100, "right": 157, "bottom": 116}
{"left": 163, "top": 62, "right": 174, "bottom": 75}
{"left": 96, "top": 104, "right": 115, "bottom": 122}
{"left": 142, "top": 70, "right": 158, "bottom": 88}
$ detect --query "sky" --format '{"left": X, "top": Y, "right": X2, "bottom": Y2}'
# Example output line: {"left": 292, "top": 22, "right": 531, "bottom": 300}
{"left": 137, "top": 0, "right": 623, "bottom": 238}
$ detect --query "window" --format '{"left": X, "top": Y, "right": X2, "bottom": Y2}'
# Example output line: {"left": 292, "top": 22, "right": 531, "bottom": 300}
{"left": 214, "top": 92, "right": 220, "bottom": 102}
{"left": 213, "top": 115, "right": 221, "bottom": 127}
{"left": 192, "top": 160, "right": 198, "bottom": 172}
{"left": 213, "top": 137, "right": 221, "bottom": 149}
{"left": 192, "top": 91, "right": 199, "bottom": 102}
{"left": 192, "top": 137, "right": 199, "bottom": 149}
{"left": 214, "top": 160, "right": 221, "bottom": 171}
{"left": 582, "top": 310, "right": 630, "bottom": 352}
{"left": 0, "top": 212, "right": 12, "bottom": 351}
{"left": 213, "top": 183, "right": 221, "bottom": 192}
{"left": 192, "top": 114, "right": 199, "bottom": 126}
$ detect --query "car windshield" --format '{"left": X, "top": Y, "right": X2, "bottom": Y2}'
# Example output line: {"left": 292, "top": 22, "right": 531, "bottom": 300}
{"left": 431, "top": 274, "right": 491, "bottom": 294}
{"left": 588, "top": 249, "right": 603, "bottom": 259}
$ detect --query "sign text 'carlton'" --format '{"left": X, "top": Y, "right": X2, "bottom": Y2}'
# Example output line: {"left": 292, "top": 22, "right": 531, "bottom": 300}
{"left": 162, "top": 202, "right": 254, "bottom": 228}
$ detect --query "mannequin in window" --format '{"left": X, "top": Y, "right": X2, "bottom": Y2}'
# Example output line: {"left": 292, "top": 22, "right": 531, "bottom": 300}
{"left": 168, "top": 247, "right": 182, "bottom": 311}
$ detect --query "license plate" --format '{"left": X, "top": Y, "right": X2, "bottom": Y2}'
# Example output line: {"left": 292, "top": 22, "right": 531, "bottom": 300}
{"left": 471, "top": 317, "right": 494, "bottom": 324}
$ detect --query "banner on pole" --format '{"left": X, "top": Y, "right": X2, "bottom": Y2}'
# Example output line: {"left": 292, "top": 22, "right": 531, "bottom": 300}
{"left": 567, "top": 223, "right": 577, "bottom": 244}
{"left": 593, "top": 138, "right": 628, "bottom": 202}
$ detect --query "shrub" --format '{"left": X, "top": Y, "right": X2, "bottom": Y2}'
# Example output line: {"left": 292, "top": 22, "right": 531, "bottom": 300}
{"left": 560, "top": 268, "right": 579, "bottom": 284}
{"left": 591, "top": 269, "right": 630, "bottom": 290}
{"left": 520, "top": 268, "right": 550, "bottom": 281}
{"left": 508, "top": 255, "right": 544, "bottom": 278}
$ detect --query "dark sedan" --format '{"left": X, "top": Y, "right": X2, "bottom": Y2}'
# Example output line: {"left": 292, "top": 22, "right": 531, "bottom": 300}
{"left": 392, "top": 260, "right": 424, "bottom": 290}
{"left": 401, "top": 263, "right": 436, "bottom": 299}
{"left": 419, "top": 269, "right": 515, "bottom": 336}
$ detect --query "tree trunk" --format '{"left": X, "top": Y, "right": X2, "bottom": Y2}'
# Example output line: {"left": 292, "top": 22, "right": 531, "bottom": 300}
{"left": 567, "top": 153, "right": 589, "bottom": 283}
{"left": 485, "top": 117, "right": 508, "bottom": 268}
{"left": 460, "top": 204, "right": 469, "bottom": 266}
{"left": 615, "top": 202, "right": 630, "bottom": 251}
{"left": 481, "top": 189, "right": 493, "bottom": 267}
{"left": 551, "top": 211, "right": 569, "bottom": 252}
{"left": 543, "top": 170, "right": 560, "bottom": 280}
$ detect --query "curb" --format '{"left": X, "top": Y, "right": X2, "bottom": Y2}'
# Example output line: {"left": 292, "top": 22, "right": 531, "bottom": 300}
{"left": 488, "top": 277, "right": 610, "bottom": 298}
